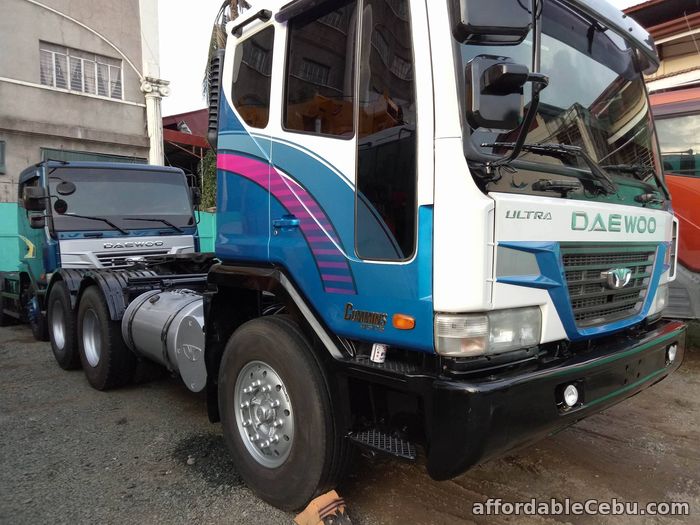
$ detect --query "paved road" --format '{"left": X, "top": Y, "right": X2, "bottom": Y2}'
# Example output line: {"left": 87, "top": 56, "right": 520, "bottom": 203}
{"left": 1, "top": 324, "right": 698, "bottom": 524}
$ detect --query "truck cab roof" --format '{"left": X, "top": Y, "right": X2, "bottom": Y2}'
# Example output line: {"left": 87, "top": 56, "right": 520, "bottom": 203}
{"left": 19, "top": 161, "right": 185, "bottom": 185}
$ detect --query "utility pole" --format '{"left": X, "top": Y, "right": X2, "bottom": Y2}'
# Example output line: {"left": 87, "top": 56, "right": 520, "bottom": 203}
{"left": 139, "top": 0, "right": 169, "bottom": 165}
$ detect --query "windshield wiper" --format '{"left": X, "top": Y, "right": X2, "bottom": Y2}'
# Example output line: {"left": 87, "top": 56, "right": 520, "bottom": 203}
{"left": 123, "top": 217, "right": 184, "bottom": 233}
{"left": 532, "top": 179, "right": 581, "bottom": 196}
{"left": 60, "top": 213, "right": 128, "bottom": 235}
{"left": 600, "top": 164, "right": 668, "bottom": 205}
{"left": 482, "top": 142, "right": 618, "bottom": 194}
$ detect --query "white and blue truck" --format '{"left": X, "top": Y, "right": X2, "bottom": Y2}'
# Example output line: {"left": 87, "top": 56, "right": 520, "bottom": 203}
{"left": 29, "top": 0, "right": 686, "bottom": 511}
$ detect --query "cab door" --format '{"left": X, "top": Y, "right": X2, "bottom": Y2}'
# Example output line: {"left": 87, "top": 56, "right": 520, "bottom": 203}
{"left": 268, "top": 0, "right": 360, "bottom": 298}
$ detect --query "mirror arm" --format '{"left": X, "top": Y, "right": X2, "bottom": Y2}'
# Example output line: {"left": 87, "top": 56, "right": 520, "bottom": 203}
{"left": 488, "top": 0, "right": 547, "bottom": 170}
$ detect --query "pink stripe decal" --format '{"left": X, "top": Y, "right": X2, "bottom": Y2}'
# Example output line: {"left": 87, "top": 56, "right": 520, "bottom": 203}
{"left": 322, "top": 274, "right": 353, "bottom": 283}
{"left": 318, "top": 261, "right": 348, "bottom": 269}
{"left": 218, "top": 153, "right": 355, "bottom": 295}
{"left": 325, "top": 287, "right": 355, "bottom": 295}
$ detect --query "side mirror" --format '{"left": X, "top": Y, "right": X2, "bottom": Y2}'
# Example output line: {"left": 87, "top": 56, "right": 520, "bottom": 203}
{"left": 56, "top": 181, "right": 77, "bottom": 196}
{"left": 451, "top": 0, "right": 532, "bottom": 45}
{"left": 466, "top": 56, "right": 527, "bottom": 131}
{"left": 465, "top": 55, "right": 549, "bottom": 131}
{"left": 54, "top": 199, "right": 68, "bottom": 215}
{"left": 29, "top": 214, "right": 46, "bottom": 229}
{"left": 22, "top": 186, "right": 48, "bottom": 211}
{"left": 191, "top": 187, "right": 202, "bottom": 207}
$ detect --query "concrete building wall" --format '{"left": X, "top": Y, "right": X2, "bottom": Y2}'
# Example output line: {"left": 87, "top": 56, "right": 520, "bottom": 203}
{"left": 0, "top": 0, "right": 153, "bottom": 203}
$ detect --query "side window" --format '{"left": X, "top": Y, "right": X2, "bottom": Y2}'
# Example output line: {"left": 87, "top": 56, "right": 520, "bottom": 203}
{"left": 232, "top": 27, "right": 275, "bottom": 129}
{"left": 356, "top": 0, "right": 417, "bottom": 260}
{"left": 0, "top": 141, "right": 5, "bottom": 174}
{"left": 284, "top": 1, "right": 357, "bottom": 137}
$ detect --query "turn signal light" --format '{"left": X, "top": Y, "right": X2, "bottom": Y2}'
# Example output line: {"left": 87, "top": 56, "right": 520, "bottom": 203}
{"left": 392, "top": 314, "right": 415, "bottom": 330}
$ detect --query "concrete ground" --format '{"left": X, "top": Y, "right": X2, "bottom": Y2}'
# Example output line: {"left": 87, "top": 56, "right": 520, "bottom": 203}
{"left": 0, "top": 323, "right": 698, "bottom": 525}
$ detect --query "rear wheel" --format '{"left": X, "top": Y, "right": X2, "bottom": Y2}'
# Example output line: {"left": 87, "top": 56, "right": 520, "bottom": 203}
{"left": 48, "top": 282, "right": 80, "bottom": 370}
{"left": 77, "top": 286, "right": 135, "bottom": 390}
{"left": 218, "top": 316, "right": 348, "bottom": 511}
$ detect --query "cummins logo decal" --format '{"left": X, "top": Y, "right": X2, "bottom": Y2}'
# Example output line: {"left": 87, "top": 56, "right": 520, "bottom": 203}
{"left": 344, "top": 303, "right": 388, "bottom": 331}
{"left": 103, "top": 241, "right": 165, "bottom": 249}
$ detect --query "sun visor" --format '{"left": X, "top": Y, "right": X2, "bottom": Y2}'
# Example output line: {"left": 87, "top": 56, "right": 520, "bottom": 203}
{"left": 562, "top": 0, "right": 659, "bottom": 74}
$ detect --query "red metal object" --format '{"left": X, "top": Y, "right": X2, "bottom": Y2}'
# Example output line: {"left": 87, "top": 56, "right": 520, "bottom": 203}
{"left": 651, "top": 87, "right": 700, "bottom": 272}
{"left": 163, "top": 128, "right": 209, "bottom": 149}
{"left": 666, "top": 174, "right": 700, "bottom": 272}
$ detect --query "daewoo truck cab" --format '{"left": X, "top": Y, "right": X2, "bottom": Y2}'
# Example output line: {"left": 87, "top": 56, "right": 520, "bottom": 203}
{"left": 0, "top": 161, "right": 200, "bottom": 343}
{"left": 651, "top": 87, "right": 700, "bottom": 319}
{"left": 38, "top": 0, "right": 685, "bottom": 512}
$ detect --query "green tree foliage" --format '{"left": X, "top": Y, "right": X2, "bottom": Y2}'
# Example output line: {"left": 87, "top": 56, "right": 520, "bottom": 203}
{"left": 198, "top": 1, "right": 250, "bottom": 212}
{"left": 199, "top": 149, "right": 218, "bottom": 210}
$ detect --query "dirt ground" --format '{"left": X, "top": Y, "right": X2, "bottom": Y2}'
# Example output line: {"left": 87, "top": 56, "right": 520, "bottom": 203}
{"left": 1, "top": 323, "right": 698, "bottom": 525}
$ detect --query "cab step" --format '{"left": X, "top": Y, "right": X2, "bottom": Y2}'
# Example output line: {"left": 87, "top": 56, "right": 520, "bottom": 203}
{"left": 347, "top": 429, "right": 417, "bottom": 460}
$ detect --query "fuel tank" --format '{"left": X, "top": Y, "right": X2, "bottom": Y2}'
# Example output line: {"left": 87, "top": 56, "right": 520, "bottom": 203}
{"left": 121, "top": 289, "right": 206, "bottom": 392}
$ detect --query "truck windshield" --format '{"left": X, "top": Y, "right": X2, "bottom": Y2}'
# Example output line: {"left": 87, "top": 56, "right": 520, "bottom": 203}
{"left": 457, "top": 0, "right": 664, "bottom": 207}
{"left": 48, "top": 167, "right": 194, "bottom": 233}
{"left": 656, "top": 113, "right": 700, "bottom": 178}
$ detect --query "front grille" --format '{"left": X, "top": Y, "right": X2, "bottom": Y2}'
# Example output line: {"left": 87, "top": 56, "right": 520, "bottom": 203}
{"left": 561, "top": 243, "right": 657, "bottom": 327}
{"left": 96, "top": 250, "right": 169, "bottom": 269}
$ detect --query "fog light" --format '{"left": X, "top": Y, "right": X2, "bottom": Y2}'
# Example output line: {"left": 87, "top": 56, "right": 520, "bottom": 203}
{"left": 667, "top": 344, "right": 677, "bottom": 364}
{"left": 563, "top": 384, "right": 579, "bottom": 407}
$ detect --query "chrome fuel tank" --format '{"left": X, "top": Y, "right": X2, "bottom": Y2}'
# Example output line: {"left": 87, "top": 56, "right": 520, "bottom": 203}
{"left": 121, "top": 289, "right": 206, "bottom": 392}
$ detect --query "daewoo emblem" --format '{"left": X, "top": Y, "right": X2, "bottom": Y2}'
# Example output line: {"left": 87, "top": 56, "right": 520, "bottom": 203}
{"left": 601, "top": 268, "right": 633, "bottom": 290}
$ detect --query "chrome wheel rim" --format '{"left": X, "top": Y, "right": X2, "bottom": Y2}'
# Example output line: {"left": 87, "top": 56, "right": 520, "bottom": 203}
{"left": 234, "top": 361, "right": 294, "bottom": 468}
{"left": 82, "top": 309, "right": 101, "bottom": 368}
{"left": 51, "top": 301, "right": 65, "bottom": 350}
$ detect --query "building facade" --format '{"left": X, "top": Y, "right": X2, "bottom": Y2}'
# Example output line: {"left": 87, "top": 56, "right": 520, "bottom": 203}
{"left": 0, "top": 0, "right": 166, "bottom": 270}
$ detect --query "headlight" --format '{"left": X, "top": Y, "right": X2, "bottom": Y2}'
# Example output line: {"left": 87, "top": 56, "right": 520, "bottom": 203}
{"left": 435, "top": 307, "right": 541, "bottom": 357}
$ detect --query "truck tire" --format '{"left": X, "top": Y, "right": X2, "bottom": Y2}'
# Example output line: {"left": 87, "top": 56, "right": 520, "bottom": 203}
{"left": 218, "top": 316, "right": 347, "bottom": 511}
{"left": 77, "top": 286, "right": 135, "bottom": 390}
{"left": 48, "top": 282, "right": 81, "bottom": 370}
{"left": 24, "top": 287, "right": 48, "bottom": 342}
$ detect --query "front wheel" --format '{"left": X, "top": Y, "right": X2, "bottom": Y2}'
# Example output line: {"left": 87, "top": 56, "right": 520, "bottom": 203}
{"left": 218, "top": 316, "right": 348, "bottom": 511}
{"left": 77, "top": 286, "right": 135, "bottom": 390}
{"left": 23, "top": 287, "right": 48, "bottom": 341}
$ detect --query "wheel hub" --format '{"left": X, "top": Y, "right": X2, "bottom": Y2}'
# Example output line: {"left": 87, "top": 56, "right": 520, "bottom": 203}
{"left": 82, "top": 308, "right": 102, "bottom": 368}
{"left": 234, "top": 361, "right": 293, "bottom": 468}
{"left": 51, "top": 301, "right": 66, "bottom": 350}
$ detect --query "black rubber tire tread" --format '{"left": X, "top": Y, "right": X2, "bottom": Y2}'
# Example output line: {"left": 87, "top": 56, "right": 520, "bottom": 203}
{"left": 77, "top": 286, "right": 135, "bottom": 390}
{"left": 271, "top": 314, "right": 352, "bottom": 495}
{"left": 21, "top": 283, "right": 48, "bottom": 341}
{"left": 48, "top": 281, "right": 81, "bottom": 370}
{"left": 218, "top": 316, "right": 344, "bottom": 511}
{"left": 30, "top": 313, "right": 49, "bottom": 341}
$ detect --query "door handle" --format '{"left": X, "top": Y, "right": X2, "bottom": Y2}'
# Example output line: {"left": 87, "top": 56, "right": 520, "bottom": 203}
{"left": 272, "top": 215, "right": 300, "bottom": 230}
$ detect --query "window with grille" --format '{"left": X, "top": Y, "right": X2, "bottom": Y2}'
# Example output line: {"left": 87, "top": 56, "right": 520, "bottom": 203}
{"left": 40, "top": 42, "right": 123, "bottom": 100}
{"left": 300, "top": 59, "right": 331, "bottom": 86}
{"left": 284, "top": 0, "right": 357, "bottom": 137}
